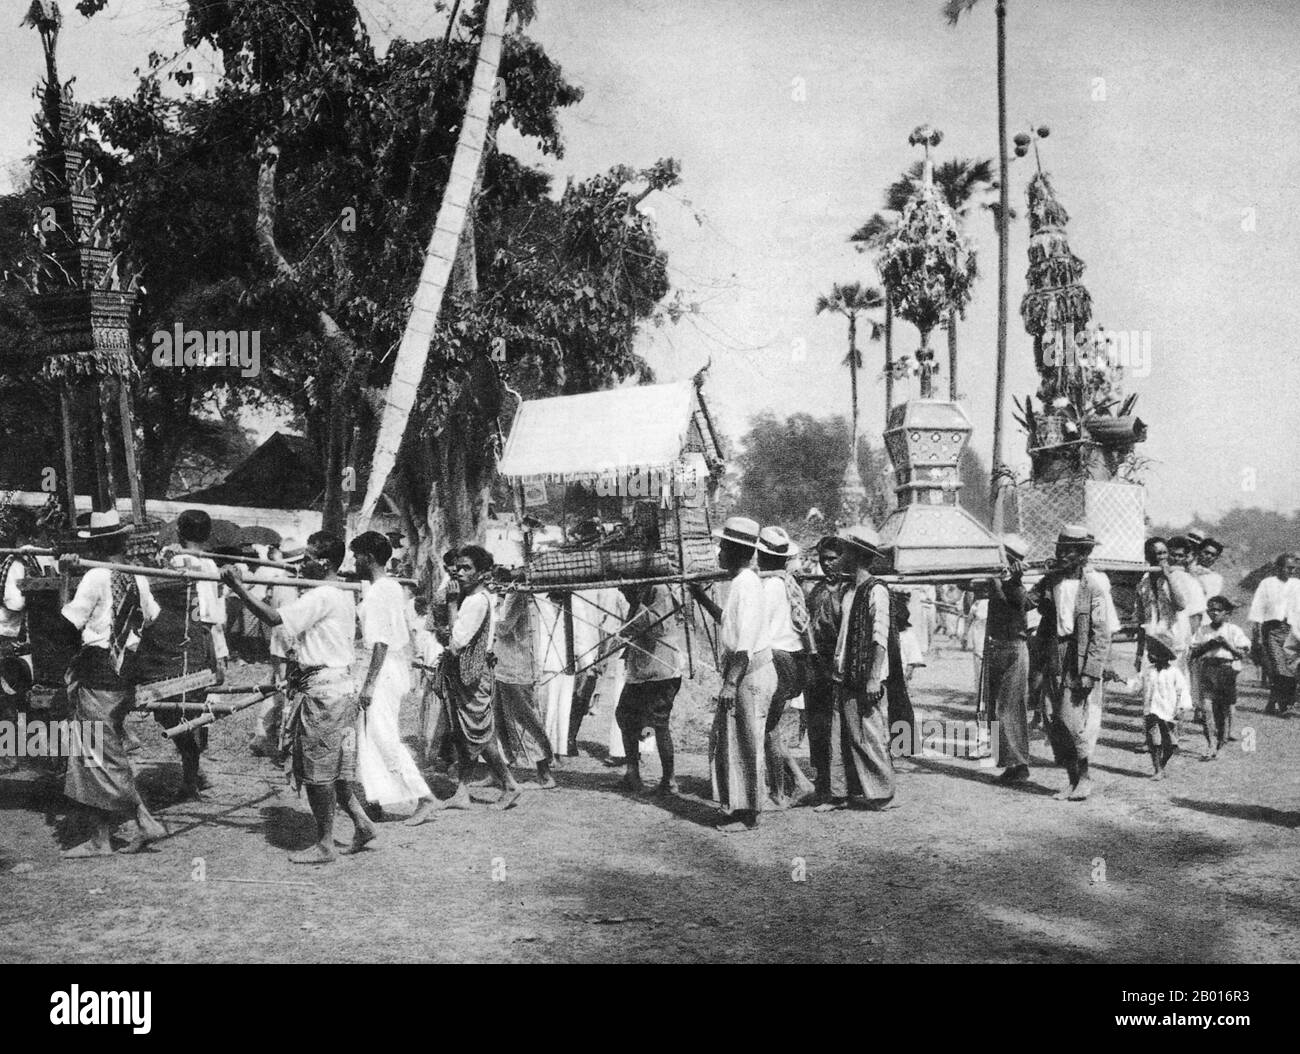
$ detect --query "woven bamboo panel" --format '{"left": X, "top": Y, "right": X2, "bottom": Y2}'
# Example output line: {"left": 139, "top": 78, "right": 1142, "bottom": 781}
{"left": 1016, "top": 479, "right": 1145, "bottom": 564}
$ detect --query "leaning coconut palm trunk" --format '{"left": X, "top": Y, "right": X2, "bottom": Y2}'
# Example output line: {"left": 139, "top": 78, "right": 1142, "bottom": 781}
{"left": 356, "top": 0, "right": 508, "bottom": 529}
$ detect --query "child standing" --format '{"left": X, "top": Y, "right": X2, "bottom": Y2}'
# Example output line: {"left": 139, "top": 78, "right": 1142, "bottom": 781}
{"left": 1189, "top": 595, "right": 1251, "bottom": 759}
{"left": 1129, "top": 630, "right": 1192, "bottom": 780}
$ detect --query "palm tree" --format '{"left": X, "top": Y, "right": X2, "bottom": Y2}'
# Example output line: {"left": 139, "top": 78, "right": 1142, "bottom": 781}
{"left": 849, "top": 216, "right": 896, "bottom": 426}
{"left": 358, "top": 0, "right": 508, "bottom": 528}
{"left": 945, "top": 0, "right": 1010, "bottom": 529}
{"left": 815, "top": 282, "right": 884, "bottom": 452}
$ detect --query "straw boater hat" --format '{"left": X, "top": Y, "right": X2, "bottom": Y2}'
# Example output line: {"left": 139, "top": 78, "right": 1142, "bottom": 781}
{"left": 1201, "top": 537, "right": 1225, "bottom": 555}
{"left": 1186, "top": 529, "right": 1207, "bottom": 547}
{"left": 756, "top": 525, "right": 799, "bottom": 558}
{"left": 1001, "top": 533, "right": 1030, "bottom": 560}
{"left": 279, "top": 538, "right": 306, "bottom": 563}
{"left": 76, "top": 509, "right": 129, "bottom": 541}
{"left": 1145, "top": 627, "right": 1178, "bottom": 661}
{"left": 1055, "top": 523, "right": 1097, "bottom": 549}
{"left": 712, "top": 516, "right": 761, "bottom": 548}
{"left": 838, "top": 523, "right": 883, "bottom": 558}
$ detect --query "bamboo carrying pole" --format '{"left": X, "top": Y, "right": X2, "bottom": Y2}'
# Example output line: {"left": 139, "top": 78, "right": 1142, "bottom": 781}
{"left": 160, "top": 686, "right": 278, "bottom": 740}
{"left": 75, "top": 558, "right": 367, "bottom": 592}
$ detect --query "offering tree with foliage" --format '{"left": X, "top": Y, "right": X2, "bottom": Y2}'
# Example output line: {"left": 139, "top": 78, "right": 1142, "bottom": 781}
{"left": 878, "top": 127, "right": 977, "bottom": 401}
{"left": 1014, "top": 133, "right": 1145, "bottom": 481}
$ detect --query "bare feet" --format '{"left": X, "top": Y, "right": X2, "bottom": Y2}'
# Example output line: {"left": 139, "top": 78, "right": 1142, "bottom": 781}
{"left": 434, "top": 786, "right": 473, "bottom": 811}
{"left": 290, "top": 843, "right": 337, "bottom": 865}
{"left": 492, "top": 788, "right": 522, "bottom": 811}
{"left": 1053, "top": 785, "right": 1074, "bottom": 801}
{"left": 405, "top": 798, "right": 439, "bottom": 826}
{"left": 616, "top": 775, "right": 644, "bottom": 794}
{"left": 1150, "top": 769, "right": 1166, "bottom": 780}
{"left": 1067, "top": 777, "right": 1092, "bottom": 801}
{"left": 655, "top": 778, "right": 679, "bottom": 797}
{"left": 339, "top": 826, "right": 378, "bottom": 855}
{"left": 813, "top": 799, "right": 847, "bottom": 813}
{"left": 62, "top": 840, "right": 114, "bottom": 859}
{"left": 716, "top": 819, "right": 759, "bottom": 834}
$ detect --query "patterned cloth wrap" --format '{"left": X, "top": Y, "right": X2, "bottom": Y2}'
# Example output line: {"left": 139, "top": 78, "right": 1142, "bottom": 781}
{"left": 281, "top": 664, "right": 357, "bottom": 789}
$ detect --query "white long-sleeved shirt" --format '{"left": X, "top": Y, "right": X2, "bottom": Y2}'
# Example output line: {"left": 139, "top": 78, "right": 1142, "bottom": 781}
{"left": 450, "top": 590, "right": 495, "bottom": 654}
{"left": 762, "top": 576, "right": 803, "bottom": 653}
{"left": 721, "top": 568, "right": 769, "bottom": 656}
{"left": 1127, "top": 664, "right": 1191, "bottom": 722}
{"left": 1248, "top": 576, "right": 1300, "bottom": 625}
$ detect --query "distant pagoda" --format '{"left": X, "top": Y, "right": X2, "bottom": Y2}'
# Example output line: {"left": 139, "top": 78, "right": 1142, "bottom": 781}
{"left": 23, "top": 0, "right": 147, "bottom": 532}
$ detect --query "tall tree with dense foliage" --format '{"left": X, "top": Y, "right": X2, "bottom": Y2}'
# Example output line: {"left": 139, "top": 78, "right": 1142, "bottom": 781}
{"left": 14, "top": 0, "right": 683, "bottom": 568}
{"left": 736, "top": 411, "right": 889, "bottom": 531}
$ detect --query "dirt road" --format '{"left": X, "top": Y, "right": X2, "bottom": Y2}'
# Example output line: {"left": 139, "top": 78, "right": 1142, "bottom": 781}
{"left": 3, "top": 637, "right": 1297, "bottom": 963}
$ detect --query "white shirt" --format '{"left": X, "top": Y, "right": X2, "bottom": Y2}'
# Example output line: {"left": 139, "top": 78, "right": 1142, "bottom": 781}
{"left": 762, "top": 576, "right": 803, "bottom": 653}
{"left": 1192, "top": 619, "right": 1251, "bottom": 672}
{"left": 1128, "top": 664, "right": 1191, "bottom": 722}
{"left": 1248, "top": 576, "right": 1300, "bottom": 625}
{"left": 61, "top": 567, "right": 160, "bottom": 648}
{"left": 277, "top": 584, "right": 356, "bottom": 668}
{"left": 834, "top": 580, "right": 891, "bottom": 681}
{"left": 168, "top": 551, "right": 223, "bottom": 625}
{"left": 720, "top": 567, "right": 768, "bottom": 655}
{"left": 1192, "top": 566, "right": 1224, "bottom": 601}
{"left": 1167, "top": 566, "right": 1206, "bottom": 619}
{"left": 1053, "top": 571, "right": 1121, "bottom": 636}
{"left": 450, "top": 590, "right": 495, "bottom": 654}
{"left": 359, "top": 577, "right": 412, "bottom": 653}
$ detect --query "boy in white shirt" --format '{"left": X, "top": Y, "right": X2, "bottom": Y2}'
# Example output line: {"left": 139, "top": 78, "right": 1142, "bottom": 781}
{"left": 1128, "top": 630, "right": 1192, "bottom": 781}
{"left": 1189, "top": 595, "right": 1252, "bottom": 758}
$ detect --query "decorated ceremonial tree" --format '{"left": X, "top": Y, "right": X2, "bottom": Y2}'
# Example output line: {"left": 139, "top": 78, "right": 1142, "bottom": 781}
{"left": 1015, "top": 132, "right": 1144, "bottom": 482}
{"left": 878, "top": 127, "right": 977, "bottom": 400}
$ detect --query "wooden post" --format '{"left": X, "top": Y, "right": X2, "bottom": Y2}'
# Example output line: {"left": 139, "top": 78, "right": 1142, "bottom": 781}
{"left": 90, "top": 382, "right": 114, "bottom": 512}
{"left": 117, "top": 379, "right": 146, "bottom": 526}
{"left": 58, "top": 384, "right": 78, "bottom": 525}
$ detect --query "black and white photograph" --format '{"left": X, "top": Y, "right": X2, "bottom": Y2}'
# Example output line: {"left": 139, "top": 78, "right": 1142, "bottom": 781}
{"left": 0, "top": 0, "right": 1296, "bottom": 992}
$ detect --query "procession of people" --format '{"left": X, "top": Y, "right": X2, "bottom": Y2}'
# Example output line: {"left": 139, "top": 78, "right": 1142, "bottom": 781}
{"left": 2, "top": 498, "right": 1294, "bottom": 861}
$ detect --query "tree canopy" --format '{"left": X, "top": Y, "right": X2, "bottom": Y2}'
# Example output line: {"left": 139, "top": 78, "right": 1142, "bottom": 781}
{"left": 2, "top": 0, "right": 684, "bottom": 554}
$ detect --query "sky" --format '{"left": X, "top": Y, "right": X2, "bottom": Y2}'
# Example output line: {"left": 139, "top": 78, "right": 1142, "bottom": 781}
{"left": 2, "top": 0, "right": 1297, "bottom": 524}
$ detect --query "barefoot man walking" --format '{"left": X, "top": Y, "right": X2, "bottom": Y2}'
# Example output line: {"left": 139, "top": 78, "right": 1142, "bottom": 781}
{"left": 223, "top": 532, "right": 377, "bottom": 863}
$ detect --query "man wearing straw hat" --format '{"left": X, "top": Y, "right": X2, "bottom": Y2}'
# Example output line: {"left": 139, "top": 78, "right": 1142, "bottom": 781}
{"left": 756, "top": 525, "right": 816, "bottom": 808}
{"left": 59, "top": 511, "right": 168, "bottom": 857}
{"left": 815, "top": 524, "right": 895, "bottom": 813}
{"left": 1031, "top": 524, "right": 1116, "bottom": 802}
{"left": 984, "top": 533, "right": 1035, "bottom": 784}
{"left": 690, "top": 516, "right": 774, "bottom": 832}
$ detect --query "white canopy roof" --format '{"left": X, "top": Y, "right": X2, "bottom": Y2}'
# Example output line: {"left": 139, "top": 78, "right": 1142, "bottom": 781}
{"left": 498, "top": 381, "right": 709, "bottom": 481}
